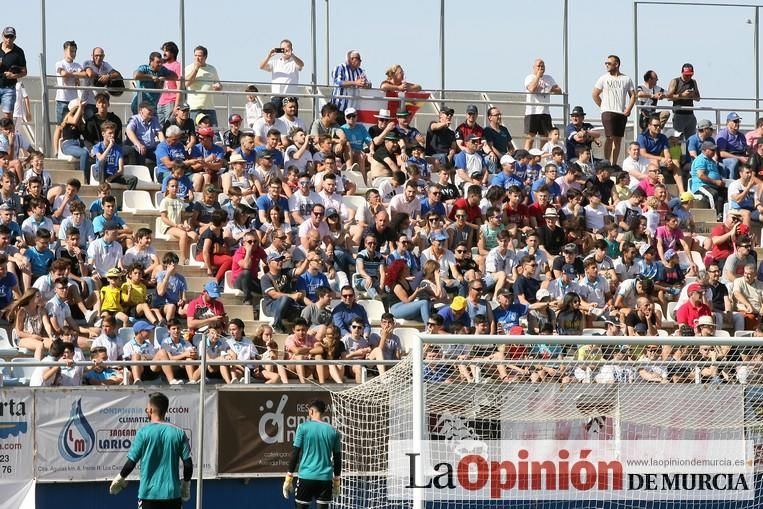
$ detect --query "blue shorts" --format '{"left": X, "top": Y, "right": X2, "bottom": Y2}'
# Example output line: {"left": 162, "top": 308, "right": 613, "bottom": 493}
{"left": 0, "top": 87, "right": 16, "bottom": 114}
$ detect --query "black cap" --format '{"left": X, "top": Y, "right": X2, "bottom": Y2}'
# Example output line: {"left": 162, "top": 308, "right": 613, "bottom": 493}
{"left": 571, "top": 106, "right": 586, "bottom": 116}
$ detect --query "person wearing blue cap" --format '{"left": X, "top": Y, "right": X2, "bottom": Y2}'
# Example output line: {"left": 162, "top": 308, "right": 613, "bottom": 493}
{"left": 186, "top": 280, "right": 226, "bottom": 334}
{"left": 716, "top": 112, "right": 749, "bottom": 180}
{"left": 123, "top": 320, "right": 160, "bottom": 384}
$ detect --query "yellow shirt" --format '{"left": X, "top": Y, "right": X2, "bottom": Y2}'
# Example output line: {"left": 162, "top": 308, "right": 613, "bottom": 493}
{"left": 100, "top": 285, "right": 124, "bottom": 313}
{"left": 121, "top": 281, "right": 147, "bottom": 307}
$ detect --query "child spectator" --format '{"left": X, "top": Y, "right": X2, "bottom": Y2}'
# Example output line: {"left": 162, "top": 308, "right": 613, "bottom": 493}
{"left": 99, "top": 267, "right": 130, "bottom": 327}
{"left": 154, "top": 252, "right": 188, "bottom": 322}
{"left": 121, "top": 263, "right": 162, "bottom": 325}
{"left": 22, "top": 227, "right": 54, "bottom": 288}
{"left": 88, "top": 182, "right": 112, "bottom": 219}
{"left": 83, "top": 345, "right": 124, "bottom": 385}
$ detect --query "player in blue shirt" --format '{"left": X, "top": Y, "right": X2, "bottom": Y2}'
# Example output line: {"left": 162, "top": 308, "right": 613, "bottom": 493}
{"left": 283, "top": 399, "right": 342, "bottom": 508}
{"left": 110, "top": 392, "right": 193, "bottom": 508}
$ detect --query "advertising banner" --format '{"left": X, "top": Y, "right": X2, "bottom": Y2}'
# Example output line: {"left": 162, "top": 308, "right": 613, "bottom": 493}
{"left": 0, "top": 390, "right": 34, "bottom": 508}
{"left": 217, "top": 389, "right": 331, "bottom": 475}
{"left": 34, "top": 388, "right": 217, "bottom": 481}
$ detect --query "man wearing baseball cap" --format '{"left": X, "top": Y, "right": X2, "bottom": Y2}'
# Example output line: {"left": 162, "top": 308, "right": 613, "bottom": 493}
{"left": 686, "top": 118, "right": 715, "bottom": 160}
{"left": 222, "top": 113, "right": 243, "bottom": 157}
{"left": 667, "top": 63, "right": 700, "bottom": 138}
{"left": 455, "top": 104, "right": 484, "bottom": 151}
{"left": 0, "top": 27, "right": 26, "bottom": 119}
{"left": 186, "top": 280, "right": 226, "bottom": 334}
{"left": 262, "top": 251, "right": 303, "bottom": 333}
{"left": 675, "top": 282, "right": 711, "bottom": 328}
{"left": 717, "top": 111, "right": 749, "bottom": 180}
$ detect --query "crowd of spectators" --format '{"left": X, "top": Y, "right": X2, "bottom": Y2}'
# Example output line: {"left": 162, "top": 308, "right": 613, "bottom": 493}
{"left": 1, "top": 28, "right": 761, "bottom": 386}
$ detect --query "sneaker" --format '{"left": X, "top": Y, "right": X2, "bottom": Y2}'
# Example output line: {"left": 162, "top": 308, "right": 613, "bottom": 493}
{"left": 348, "top": 162, "right": 360, "bottom": 173}
{"left": 188, "top": 379, "right": 201, "bottom": 384}
{"left": 230, "top": 376, "right": 239, "bottom": 384}
{"left": 169, "top": 379, "right": 185, "bottom": 385}
{"left": 133, "top": 379, "right": 142, "bottom": 385}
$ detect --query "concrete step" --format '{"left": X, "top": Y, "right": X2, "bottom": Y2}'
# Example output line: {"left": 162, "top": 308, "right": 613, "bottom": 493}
{"left": 44, "top": 158, "right": 79, "bottom": 171}
{"left": 225, "top": 304, "right": 257, "bottom": 321}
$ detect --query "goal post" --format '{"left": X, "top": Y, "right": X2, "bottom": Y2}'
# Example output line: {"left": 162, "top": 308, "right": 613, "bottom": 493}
{"left": 331, "top": 334, "right": 763, "bottom": 509}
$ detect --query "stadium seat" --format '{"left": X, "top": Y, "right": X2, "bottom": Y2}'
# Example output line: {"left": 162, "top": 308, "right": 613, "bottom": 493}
{"left": 662, "top": 302, "right": 678, "bottom": 329}
{"left": 582, "top": 328, "right": 605, "bottom": 336}
{"left": 690, "top": 208, "right": 717, "bottom": 224}
{"left": 155, "top": 217, "right": 170, "bottom": 240}
{"left": 10, "top": 358, "right": 37, "bottom": 385}
{"left": 90, "top": 163, "right": 101, "bottom": 184}
{"left": 124, "top": 164, "right": 154, "bottom": 185}
{"left": 118, "top": 327, "right": 135, "bottom": 345}
{"left": 187, "top": 244, "right": 206, "bottom": 268}
{"left": 677, "top": 251, "right": 705, "bottom": 273}
{"left": 154, "top": 191, "right": 164, "bottom": 209}
{"left": 393, "top": 327, "right": 419, "bottom": 355}
{"left": 122, "top": 190, "right": 158, "bottom": 214}
{"left": 0, "top": 329, "right": 16, "bottom": 357}
{"left": 57, "top": 140, "right": 76, "bottom": 162}
{"left": 217, "top": 193, "right": 229, "bottom": 206}
{"left": 223, "top": 271, "right": 243, "bottom": 296}
{"left": 154, "top": 326, "right": 169, "bottom": 347}
{"left": 657, "top": 329, "right": 669, "bottom": 337}
{"left": 194, "top": 192, "right": 204, "bottom": 202}
{"left": 343, "top": 195, "right": 366, "bottom": 214}
{"left": 259, "top": 300, "right": 275, "bottom": 325}
{"left": 716, "top": 330, "right": 730, "bottom": 337}
{"left": 344, "top": 170, "right": 368, "bottom": 194}
{"left": 735, "top": 331, "right": 753, "bottom": 337}
{"left": 357, "top": 299, "right": 385, "bottom": 325}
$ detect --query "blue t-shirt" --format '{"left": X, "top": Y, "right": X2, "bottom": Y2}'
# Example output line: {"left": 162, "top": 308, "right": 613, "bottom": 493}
{"left": 437, "top": 307, "right": 470, "bottom": 331}
{"left": 93, "top": 213, "right": 126, "bottom": 234}
{"left": 493, "top": 303, "right": 528, "bottom": 331}
{"left": 255, "top": 195, "right": 289, "bottom": 215}
{"left": 420, "top": 198, "right": 446, "bottom": 218}
{"left": 254, "top": 146, "right": 285, "bottom": 168}
{"left": 690, "top": 154, "right": 722, "bottom": 193}
{"left": 687, "top": 135, "right": 715, "bottom": 158}
{"left": 92, "top": 142, "right": 123, "bottom": 178}
{"left": 234, "top": 147, "right": 257, "bottom": 173}
{"left": 531, "top": 178, "right": 561, "bottom": 202}
{"left": 491, "top": 171, "right": 524, "bottom": 190}
{"left": 341, "top": 123, "right": 372, "bottom": 151}
{"left": 25, "top": 246, "right": 54, "bottom": 276}
{"left": 161, "top": 174, "right": 193, "bottom": 197}
{"left": 0, "top": 271, "right": 17, "bottom": 308}
{"left": 296, "top": 271, "right": 330, "bottom": 302}
{"left": 189, "top": 142, "right": 226, "bottom": 165}
{"left": 155, "top": 270, "right": 188, "bottom": 304}
{"left": 155, "top": 141, "right": 188, "bottom": 181}
{"left": 131, "top": 64, "right": 174, "bottom": 113}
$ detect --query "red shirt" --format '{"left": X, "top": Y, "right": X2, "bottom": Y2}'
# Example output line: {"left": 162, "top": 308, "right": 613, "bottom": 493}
{"left": 675, "top": 300, "right": 711, "bottom": 327}
{"left": 447, "top": 197, "right": 482, "bottom": 223}
{"left": 456, "top": 122, "right": 484, "bottom": 142}
{"left": 710, "top": 223, "right": 749, "bottom": 261}
{"left": 528, "top": 203, "right": 553, "bottom": 223}
{"left": 186, "top": 295, "right": 225, "bottom": 333}
{"left": 503, "top": 202, "right": 530, "bottom": 227}
{"left": 231, "top": 244, "right": 267, "bottom": 282}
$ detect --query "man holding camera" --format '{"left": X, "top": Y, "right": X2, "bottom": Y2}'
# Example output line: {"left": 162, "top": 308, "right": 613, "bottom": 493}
{"left": 709, "top": 209, "right": 748, "bottom": 271}
{"left": 259, "top": 40, "right": 304, "bottom": 117}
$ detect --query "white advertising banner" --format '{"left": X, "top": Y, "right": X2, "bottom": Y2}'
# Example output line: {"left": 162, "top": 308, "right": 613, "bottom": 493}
{"left": 34, "top": 388, "right": 217, "bottom": 481}
{"left": 0, "top": 390, "right": 34, "bottom": 508}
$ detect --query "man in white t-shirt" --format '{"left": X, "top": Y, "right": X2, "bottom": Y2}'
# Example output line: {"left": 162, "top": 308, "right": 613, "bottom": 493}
{"left": 622, "top": 141, "right": 650, "bottom": 189}
{"left": 55, "top": 40, "right": 88, "bottom": 123}
{"left": 279, "top": 96, "right": 306, "bottom": 134}
{"left": 592, "top": 54, "right": 636, "bottom": 164}
{"left": 388, "top": 180, "right": 422, "bottom": 224}
{"left": 258, "top": 39, "right": 304, "bottom": 117}
{"left": 81, "top": 47, "right": 119, "bottom": 119}
{"left": 524, "top": 59, "right": 562, "bottom": 150}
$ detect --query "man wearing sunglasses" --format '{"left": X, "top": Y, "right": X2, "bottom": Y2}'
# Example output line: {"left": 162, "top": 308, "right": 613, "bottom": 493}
{"left": 717, "top": 112, "right": 749, "bottom": 180}
{"left": 331, "top": 286, "right": 370, "bottom": 337}
{"left": 0, "top": 27, "right": 25, "bottom": 120}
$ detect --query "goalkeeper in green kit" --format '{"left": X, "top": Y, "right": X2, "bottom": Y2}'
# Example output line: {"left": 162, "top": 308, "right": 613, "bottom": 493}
{"left": 109, "top": 392, "right": 194, "bottom": 508}
{"left": 283, "top": 399, "right": 342, "bottom": 508}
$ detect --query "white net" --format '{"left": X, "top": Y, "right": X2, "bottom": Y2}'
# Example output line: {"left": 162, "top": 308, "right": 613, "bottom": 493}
{"left": 331, "top": 340, "right": 763, "bottom": 509}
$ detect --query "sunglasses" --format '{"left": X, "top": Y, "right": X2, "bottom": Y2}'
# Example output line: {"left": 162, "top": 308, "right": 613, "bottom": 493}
{"left": 313, "top": 212, "right": 324, "bottom": 217}
{"left": 351, "top": 325, "right": 363, "bottom": 330}
{"left": 346, "top": 114, "right": 357, "bottom": 118}
{"left": 427, "top": 322, "right": 437, "bottom": 327}
{"left": 342, "top": 294, "right": 354, "bottom": 298}
{"left": 472, "top": 287, "right": 484, "bottom": 291}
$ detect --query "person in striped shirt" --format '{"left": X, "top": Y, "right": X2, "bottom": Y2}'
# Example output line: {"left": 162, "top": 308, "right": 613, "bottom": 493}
{"left": 330, "top": 50, "right": 371, "bottom": 123}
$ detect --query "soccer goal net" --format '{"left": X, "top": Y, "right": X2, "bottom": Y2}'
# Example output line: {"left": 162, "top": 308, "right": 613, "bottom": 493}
{"left": 331, "top": 335, "right": 763, "bottom": 509}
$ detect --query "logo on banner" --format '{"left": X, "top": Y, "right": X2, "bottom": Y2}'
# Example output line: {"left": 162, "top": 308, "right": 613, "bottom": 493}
{"left": 259, "top": 395, "right": 288, "bottom": 444}
{"left": 0, "top": 397, "right": 28, "bottom": 439}
{"left": 58, "top": 399, "right": 95, "bottom": 462}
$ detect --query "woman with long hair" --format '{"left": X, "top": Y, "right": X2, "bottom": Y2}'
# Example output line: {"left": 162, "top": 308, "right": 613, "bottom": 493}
{"left": 319, "top": 324, "right": 346, "bottom": 384}
{"left": 325, "top": 208, "right": 353, "bottom": 274}
{"left": 259, "top": 205, "right": 291, "bottom": 246}
{"left": 384, "top": 259, "right": 431, "bottom": 323}
{"left": 556, "top": 292, "right": 584, "bottom": 336}
{"left": 419, "top": 259, "right": 446, "bottom": 304}
{"left": 251, "top": 323, "right": 288, "bottom": 384}
{"left": 380, "top": 65, "right": 422, "bottom": 93}
{"left": 56, "top": 98, "right": 91, "bottom": 183}
{"left": 5, "top": 288, "right": 53, "bottom": 359}
{"left": 224, "top": 205, "right": 254, "bottom": 249}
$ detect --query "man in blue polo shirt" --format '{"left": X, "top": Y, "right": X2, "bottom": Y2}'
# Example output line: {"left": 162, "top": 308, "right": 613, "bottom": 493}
{"left": 638, "top": 117, "right": 679, "bottom": 184}
{"left": 491, "top": 154, "right": 525, "bottom": 190}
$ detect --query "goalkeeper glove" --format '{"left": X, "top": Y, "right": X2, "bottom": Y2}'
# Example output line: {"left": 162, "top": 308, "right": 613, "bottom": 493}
{"left": 282, "top": 474, "right": 294, "bottom": 499}
{"left": 181, "top": 480, "right": 191, "bottom": 502}
{"left": 333, "top": 477, "right": 341, "bottom": 496}
{"left": 109, "top": 474, "right": 127, "bottom": 495}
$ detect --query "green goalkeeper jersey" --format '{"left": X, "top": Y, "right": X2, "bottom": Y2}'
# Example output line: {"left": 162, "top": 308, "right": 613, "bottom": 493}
{"left": 294, "top": 419, "right": 341, "bottom": 481}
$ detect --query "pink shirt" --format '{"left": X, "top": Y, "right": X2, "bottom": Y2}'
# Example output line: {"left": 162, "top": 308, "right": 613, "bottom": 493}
{"left": 655, "top": 225, "right": 684, "bottom": 252}
{"left": 158, "top": 60, "right": 181, "bottom": 106}
{"left": 636, "top": 178, "right": 657, "bottom": 197}
{"left": 231, "top": 244, "right": 266, "bottom": 282}
{"left": 284, "top": 334, "right": 317, "bottom": 359}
